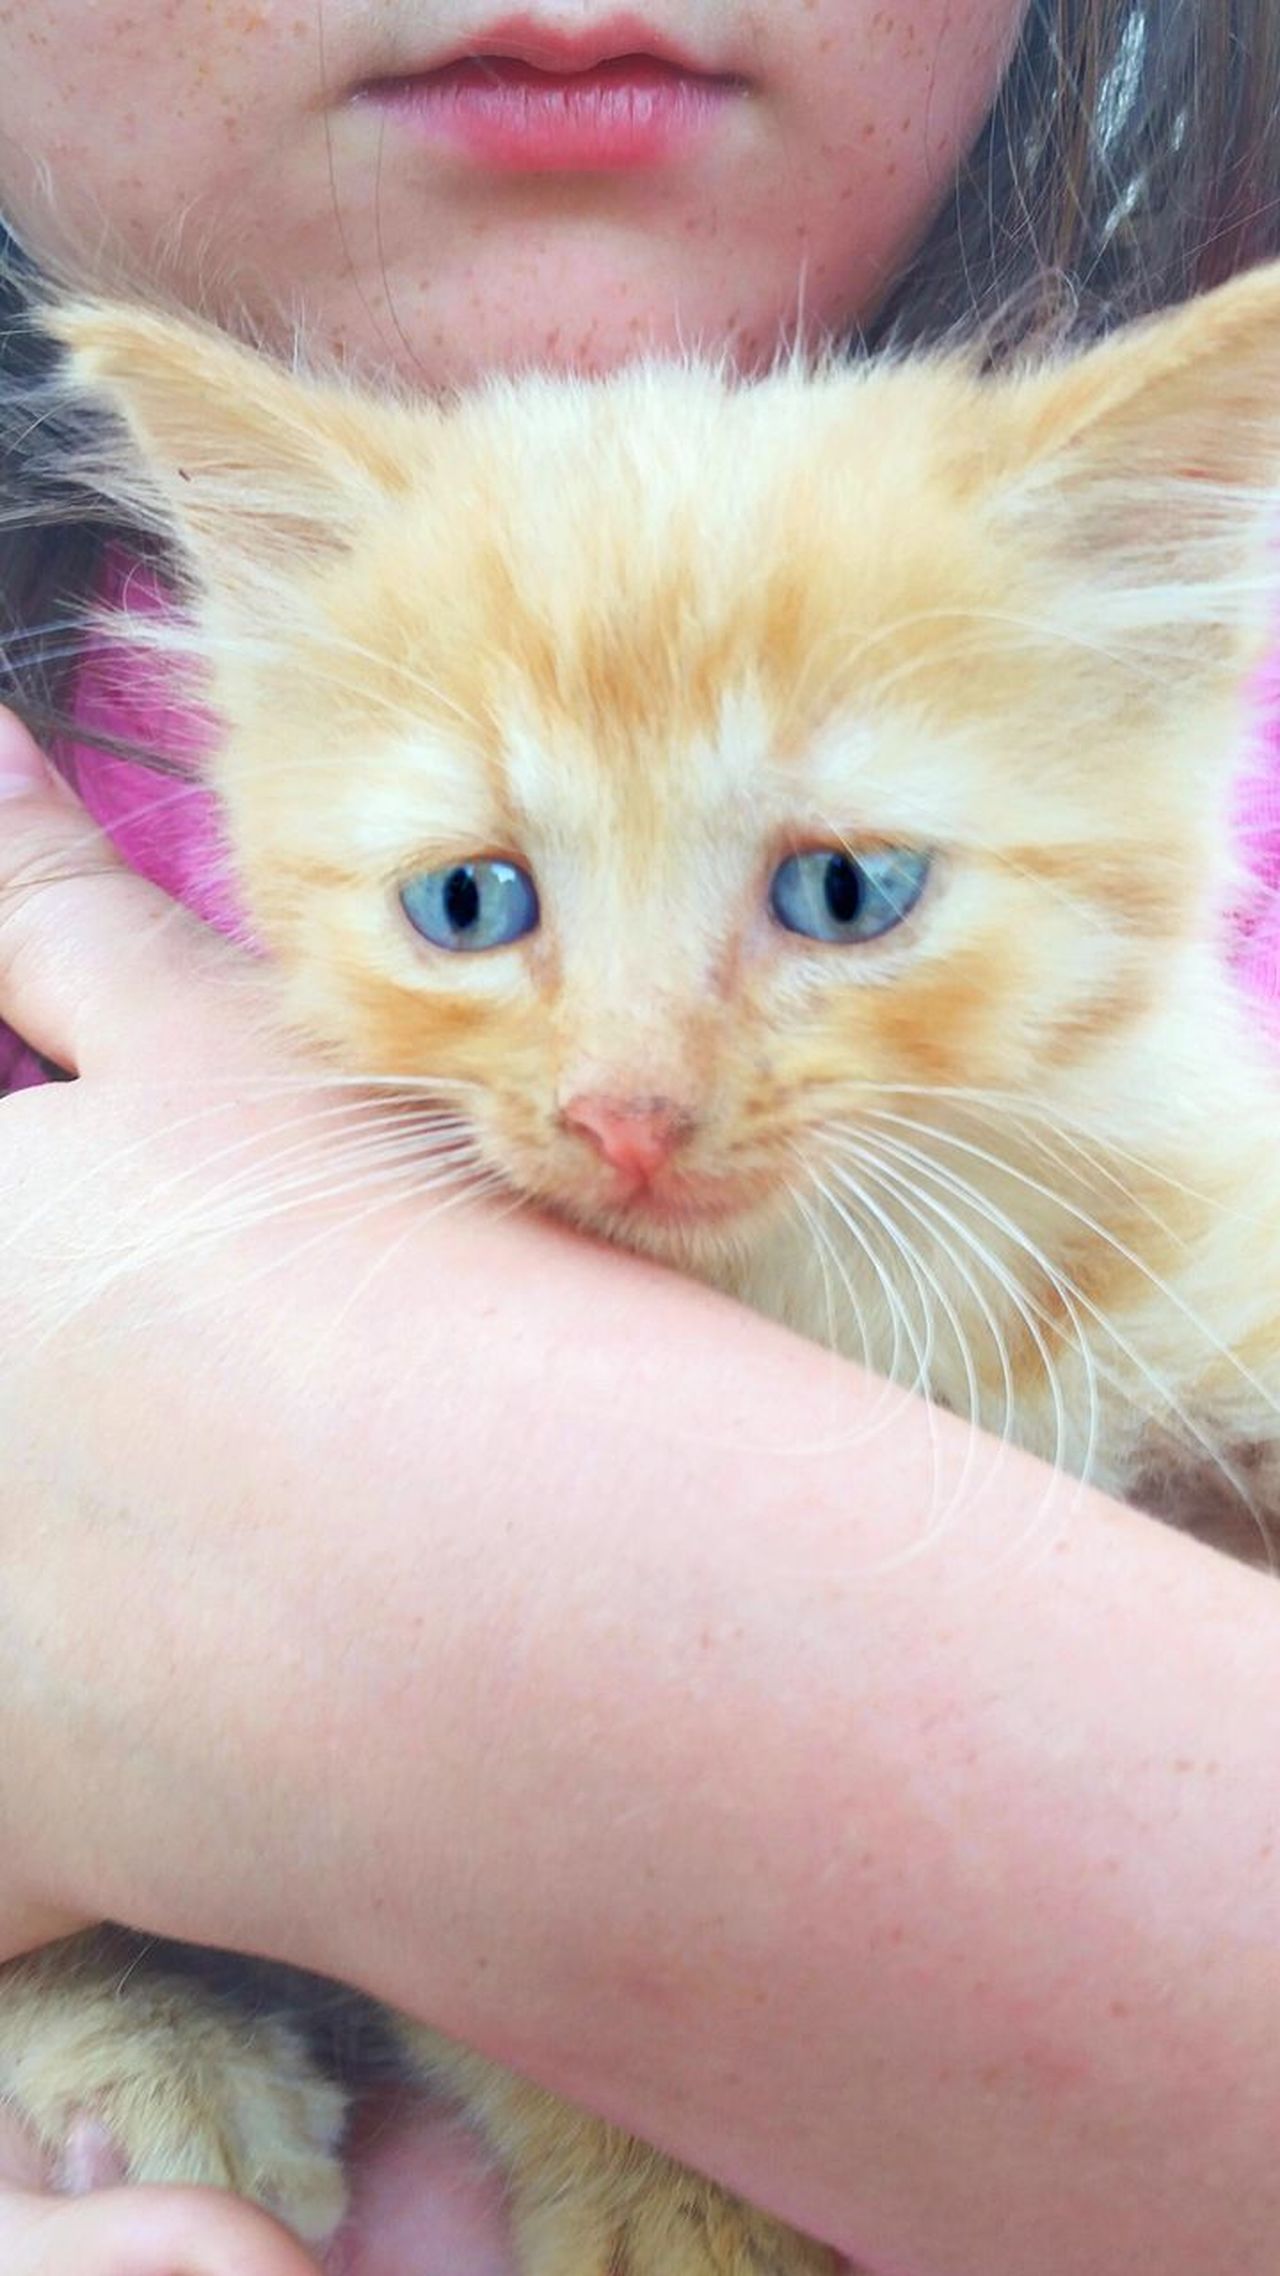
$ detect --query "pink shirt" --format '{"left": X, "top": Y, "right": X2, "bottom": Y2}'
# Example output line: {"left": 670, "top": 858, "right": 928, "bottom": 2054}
{"left": 2, "top": 562, "right": 1280, "bottom": 1090}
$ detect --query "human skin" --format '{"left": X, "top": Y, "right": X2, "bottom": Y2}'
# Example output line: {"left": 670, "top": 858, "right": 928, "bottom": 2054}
{"left": 0, "top": 0, "right": 1023, "bottom": 383}
{"left": 1, "top": 722, "right": 1280, "bottom": 2276}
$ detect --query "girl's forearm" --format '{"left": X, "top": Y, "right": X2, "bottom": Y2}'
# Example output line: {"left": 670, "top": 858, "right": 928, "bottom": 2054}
{"left": 6, "top": 1195, "right": 1280, "bottom": 2276}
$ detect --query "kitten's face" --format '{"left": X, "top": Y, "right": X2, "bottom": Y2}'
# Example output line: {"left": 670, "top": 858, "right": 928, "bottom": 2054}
{"left": 57, "top": 283, "right": 1280, "bottom": 1264}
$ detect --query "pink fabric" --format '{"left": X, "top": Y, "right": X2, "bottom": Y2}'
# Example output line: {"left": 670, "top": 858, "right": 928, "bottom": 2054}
{"left": 2, "top": 563, "right": 1280, "bottom": 1092}
{"left": 67, "top": 555, "right": 238, "bottom": 931}
{"left": 1235, "top": 640, "right": 1280, "bottom": 1011}
{"left": 0, "top": 558, "right": 234, "bottom": 1091}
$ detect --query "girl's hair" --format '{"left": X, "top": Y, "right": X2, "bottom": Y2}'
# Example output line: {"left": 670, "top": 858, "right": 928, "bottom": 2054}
{"left": 887, "top": 0, "right": 1280, "bottom": 343}
{"left": 1, "top": 0, "right": 1278, "bottom": 747}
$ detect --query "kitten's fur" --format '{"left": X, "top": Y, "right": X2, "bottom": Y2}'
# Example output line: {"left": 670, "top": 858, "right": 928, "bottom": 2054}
{"left": 5, "top": 268, "right": 1280, "bottom": 2270}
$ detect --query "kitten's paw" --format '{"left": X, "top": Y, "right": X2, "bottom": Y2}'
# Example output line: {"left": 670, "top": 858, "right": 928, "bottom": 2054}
{"left": 516, "top": 2175, "right": 840, "bottom": 2276}
{"left": 0, "top": 1944, "right": 348, "bottom": 2245}
{"left": 404, "top": 2028, "right": 842, "bottom": 2276}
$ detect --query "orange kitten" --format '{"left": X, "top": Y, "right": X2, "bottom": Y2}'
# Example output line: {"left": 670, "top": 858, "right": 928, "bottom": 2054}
{"left": 3, "top": 267, "right": 1279, "bottom": 2272}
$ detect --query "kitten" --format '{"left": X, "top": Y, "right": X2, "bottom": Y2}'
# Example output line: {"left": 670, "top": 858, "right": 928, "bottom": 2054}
{"left": 4, "top": 265, "right": 1280, "bottom": 2272}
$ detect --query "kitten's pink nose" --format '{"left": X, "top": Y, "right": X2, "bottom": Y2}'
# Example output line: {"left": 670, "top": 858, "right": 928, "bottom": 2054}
{"left": 560, "top": 1095, "right": 694, "bottom": 1183}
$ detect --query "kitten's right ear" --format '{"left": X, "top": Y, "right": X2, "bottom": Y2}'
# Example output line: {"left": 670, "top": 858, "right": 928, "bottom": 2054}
{"left": 48, "top": 299, "right": 418, "bottom": 590}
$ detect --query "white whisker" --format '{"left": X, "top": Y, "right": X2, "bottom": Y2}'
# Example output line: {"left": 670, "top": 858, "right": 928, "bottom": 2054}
{"left": 825, "top": 1129, "right": 1088, "bottom": 1545}
{"left": 867, "top": 1105, "right": 1280, "bottom": 1430}
{"left": 845, "top": 1115, "right": 1271, "bottom": 1559}
{"left": 785, "top": 1179, "right": 855, "bottom": 1366}
{"left": 813, "top": 1144, "right": 1006, "bottom": 1551}
{"left": 797, "top": 1158, "right": 955, "bottom": 1539}
{"left": 801, "top": 1157, "right": 931, "bottom": 1394}
{"left": 3, "top": 1091, "right": 470, "bottom": 1264}
{"left": 787, "top": 1167, "right": 939, "bottom": 1450}
{"left": 835, "top": 1079, "right": 1257, "bottom": 1227}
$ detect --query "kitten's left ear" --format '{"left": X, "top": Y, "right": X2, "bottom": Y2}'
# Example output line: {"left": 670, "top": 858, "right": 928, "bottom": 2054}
{"left": 988, "top": 263, "right": 1280, "bottom": 686}
{"left": 1012, "top": 259, "right": 1280, "bottom": 489}
{"left": 49, "top": 299, "right": 418, "bottom": 589}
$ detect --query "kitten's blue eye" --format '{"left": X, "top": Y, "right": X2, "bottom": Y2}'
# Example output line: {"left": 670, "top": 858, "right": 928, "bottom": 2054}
{"left": 400, "top": 860, "right": 540, "bottom": 952}
{"left": 770, "top": 848, "right": 930, "bottom": 944}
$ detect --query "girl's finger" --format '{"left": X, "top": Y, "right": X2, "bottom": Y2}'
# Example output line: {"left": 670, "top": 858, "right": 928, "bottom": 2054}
{"left": 0, "top": 709, "right": 246, "bottom": 1075}
{"left": 0, "top": 2178, "right": 325, "bottom": 2276}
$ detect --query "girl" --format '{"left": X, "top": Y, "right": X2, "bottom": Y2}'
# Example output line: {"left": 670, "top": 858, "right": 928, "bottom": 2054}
{"left": 0, "top": 6, "right": 1278, "bottom": 2274}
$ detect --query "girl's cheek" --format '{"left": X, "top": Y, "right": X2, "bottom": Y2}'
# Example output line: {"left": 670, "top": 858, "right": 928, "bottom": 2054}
{"left": 0, "top": 0, "right": 296, "bottom": 260}
{"left": 784, "top": 0, "right": 1028, "bottom": 240}
{"left": 695, "top": 0, "right": 1027, "bottom": 346}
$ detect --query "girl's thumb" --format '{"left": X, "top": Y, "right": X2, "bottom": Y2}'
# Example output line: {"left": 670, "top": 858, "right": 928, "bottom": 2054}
{"left": 0, "top": 705, "right": 222, "bottom": 1078}
{"left": 0, "top": 707, "right": 63, "bottom": 801}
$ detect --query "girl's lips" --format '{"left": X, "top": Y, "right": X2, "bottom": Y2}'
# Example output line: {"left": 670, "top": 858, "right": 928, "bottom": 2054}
{"left": 356, "top": 56, "right": 746, "bottom": 174}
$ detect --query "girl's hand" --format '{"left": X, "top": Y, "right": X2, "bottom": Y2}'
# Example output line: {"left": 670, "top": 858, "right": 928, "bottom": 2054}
{"left": 0, "top": 2087, "right": 515, "bottom": 2276}
{"left": 0, "top": 2093, "right": 321, "bottom": 2276}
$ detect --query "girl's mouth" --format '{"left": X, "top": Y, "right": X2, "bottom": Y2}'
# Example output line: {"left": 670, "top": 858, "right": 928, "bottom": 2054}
{"left": 355, "top": 31, "right": 748, "bottom": 175}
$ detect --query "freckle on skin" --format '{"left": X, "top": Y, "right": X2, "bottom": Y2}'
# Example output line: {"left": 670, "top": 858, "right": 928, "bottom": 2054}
{"left": 1, "top": 0, "right": 1026, "bottom": 381}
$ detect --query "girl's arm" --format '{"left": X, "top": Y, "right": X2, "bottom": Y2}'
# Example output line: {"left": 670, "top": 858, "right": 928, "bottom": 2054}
{"left": 2, "top": 717, "right": 1279, "bottom": 2276}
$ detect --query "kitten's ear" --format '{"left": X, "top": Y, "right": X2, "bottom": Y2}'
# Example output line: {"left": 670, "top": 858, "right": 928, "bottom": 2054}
{"left": 49, "top": 299, "right": 415, "bottom": 588}
{"left": 1012, "top": 260, "right": 1280, "bottom": 492}
{"left": 988, "top": 262, "right": 1280, "bottom": 687}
